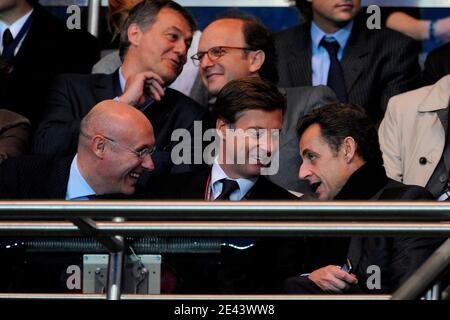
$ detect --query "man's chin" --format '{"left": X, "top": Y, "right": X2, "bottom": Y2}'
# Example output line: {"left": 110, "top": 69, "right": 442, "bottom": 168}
{"left": 161, "top": 70, "right": 180, "bottom": 86}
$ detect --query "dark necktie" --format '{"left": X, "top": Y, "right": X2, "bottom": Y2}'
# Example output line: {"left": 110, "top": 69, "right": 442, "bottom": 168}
{"left": 216, "top": 179, "right": 239, "bottom": 200}
{"left": 2, "top": 29, "right": 13, "bottom": 50}
{"left": 320, "top": 37, "right": 348, "bottom": 103}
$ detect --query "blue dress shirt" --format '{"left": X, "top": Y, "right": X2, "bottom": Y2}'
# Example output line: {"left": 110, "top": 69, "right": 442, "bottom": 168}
{"left": 65, "top": 155, "right": 96, "bottom": 200}
{"left": 209, "top": 160, "right": 257, "bottom": 201}
{"left": 311, "top": 21, "right": 353, "bottom": 86}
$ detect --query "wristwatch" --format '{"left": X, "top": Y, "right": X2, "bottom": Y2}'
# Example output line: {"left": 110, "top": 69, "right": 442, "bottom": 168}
{"left": 429, "top": 20, "right": 438, "bottom": 43}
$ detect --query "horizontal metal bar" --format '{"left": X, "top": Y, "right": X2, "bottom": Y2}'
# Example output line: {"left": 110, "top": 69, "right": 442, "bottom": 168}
{"left": 0, "top": 293, "right": 391, "bottom": 300}
{"left": 1, "top": 201, "right": 449, "bottom": 221}
{"left": 38, "top": 0, "right": 450, "bottom": 8}
{"left": 0, "top": 221, "right": 449, "bottom": 236}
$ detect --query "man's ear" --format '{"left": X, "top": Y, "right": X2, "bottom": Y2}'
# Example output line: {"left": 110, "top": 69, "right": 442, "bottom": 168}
{"left": 248, "top": 50, "right": 265, "bottom": 73}
{"left": 342, "top": 136, "right": 357, "bottom": 163}
{"left": 127, "top": 23, "right": 142, "bottom": 47}
{"left": 91, "top": 135, "right": 107, "bottom": 159}
{"left": 216, "top": 118, "right": 228, "bottom": 140}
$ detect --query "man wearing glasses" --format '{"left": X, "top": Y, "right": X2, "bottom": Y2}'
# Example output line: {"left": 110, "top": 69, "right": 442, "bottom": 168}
{"left": 191, "top": 12, "right": 336, "bottom": 195}
{"left": 32, "top": 0, "right": 208, "bottom": 176}
{"left": 0, "top": 100, "right": 155, "bottom": 199}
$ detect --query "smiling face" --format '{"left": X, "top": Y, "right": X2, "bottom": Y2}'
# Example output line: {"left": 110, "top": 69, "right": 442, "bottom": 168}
{"left": 298, "top": 123, "right": 352, "bottom": 200}
{"left": 101, "top": 116, "right": 155, "bottom": 195}
{"left": 198, "top": 19, "right": 256, "bottom": 96}
{"left": 218, "top": 108, "right": 282, "bottom": 179}
{"left": 132, "top": 7, "right": 193, "bottom": 85}
{"left": 309, "top": 0, "right": 361, "bottom": 33}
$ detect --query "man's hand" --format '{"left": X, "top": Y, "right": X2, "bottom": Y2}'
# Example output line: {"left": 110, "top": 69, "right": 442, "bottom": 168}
{"left": 435, "top": 16, "right": 450, "bottom": 44}
{"left": 308, "top": 265, "right": 358, "bottom": 293}
{"left": 118, "top": 71, "right": 165, "bottom": 107}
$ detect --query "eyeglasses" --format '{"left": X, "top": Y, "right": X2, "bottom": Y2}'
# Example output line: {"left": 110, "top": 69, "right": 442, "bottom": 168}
{"left": 80, "top": 131, "right": 156, "bottom": 158}
{"left": 191, "top": 46, "right": 254, "bottom": 66}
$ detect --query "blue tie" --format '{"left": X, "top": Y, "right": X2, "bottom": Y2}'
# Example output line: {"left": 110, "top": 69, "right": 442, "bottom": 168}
{"left": 320, "top": 37, "right": 348, "bottom": 103}
{"left": 2, "top": 29, "right": 13, "bottom": 58}
{"left": 216, "top": 179, "right": 239, "bottom": 200}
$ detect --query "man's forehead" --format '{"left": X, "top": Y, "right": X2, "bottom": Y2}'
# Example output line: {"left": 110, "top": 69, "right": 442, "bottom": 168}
{"left": 234, "top": 109, "right": 282, "bottom": 128}
{"left": 200, "top": 19, "right": 245, "bottom": 46}
{"left": 153, "top": 7, "right": 192, "bottom": 34}
{"left": 299, "top": 125, "right": 327, "bottom": 150}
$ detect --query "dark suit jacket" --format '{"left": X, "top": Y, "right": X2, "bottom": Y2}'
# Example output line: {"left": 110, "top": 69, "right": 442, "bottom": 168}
{"left": 0, "top": 3, "right": 99, "bottom": 129}
{"left": 136, "top": 166, "right": 299, "bottom": 294}
{"left": 422, "top": 42, "right": 450, "bottom": 86}
{"left": 139, "top": 167, "right": 297, "bottom": 200}
{"left": 283, "top": 162, "right": 442, "bottom": 294}
{"left": 273, "top": 15, "right": 421, "bottom": 123}
{"left": 32, "top": 72, "right": 210, "bottom": 174}
{"left": 0, "top": 155, "right": 72, "bottom": 199}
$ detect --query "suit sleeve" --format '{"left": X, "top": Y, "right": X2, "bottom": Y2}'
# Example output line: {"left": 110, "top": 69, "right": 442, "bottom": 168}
{"left": 0, "top": 110, "right": 30, "bottom": 163}
{"left": 307, "top": 85, "right": 338, "bottom": 113}
{"left": 379, "top": 34, "right": 421, "bottom": 114}
{"left": 379, "top": 95, "right": 404, "bottom": 183}
{"left": 32, "top": 76, "right": 80, "bottom": 156}
{"left": 282, "top": 274, "right": 324, "bottom": 294}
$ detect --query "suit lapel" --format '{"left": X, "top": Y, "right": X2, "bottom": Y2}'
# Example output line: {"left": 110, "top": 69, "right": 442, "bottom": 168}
{"left": 341, "top": 21, "right": 369, "bottom": 95}
{"left": 45, "top": 157, "right": 72, "bottom": 199}
{"left": 93, "top": 72, "right": 118, "bottom": 102}
{"left": 174, "top": 168, "right": 211, "bottom": 199}
{"left": 347, "top": 237, "right": 364, "bottom": 271}
{"left": 286, "top": 24, "right": 312, "bottom": 86}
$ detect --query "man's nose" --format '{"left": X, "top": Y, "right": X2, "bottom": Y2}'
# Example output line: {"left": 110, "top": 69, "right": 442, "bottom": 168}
{"left": 174, "top": 40, "right": 187, "bottom": 58}
{"left": 142, "top": 154, "right": 155, "bottom": 171}
{"left": 299, "top": 162, "right": 311, "bottom": 180}
{"left": 200, "top": 52, "right": 214, "bottom": 69}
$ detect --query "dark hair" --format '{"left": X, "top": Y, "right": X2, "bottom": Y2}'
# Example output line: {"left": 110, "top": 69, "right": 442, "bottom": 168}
{"left": 119, "top": 0, "right": 197, "bottom": 60}
{"left": 291, "top": 0, "right": 313, "bottom": 22}
{"left": 108, "top": 0, "right": 143, "bottom": 39}
{"left": 213, "top": 10, "right": 279, "bottom": 84}
{"left": 297, "top": 103, "right": 383, "bottom": 165}
{"left": 212, "top": 77, "right": 286, "bottom": 124}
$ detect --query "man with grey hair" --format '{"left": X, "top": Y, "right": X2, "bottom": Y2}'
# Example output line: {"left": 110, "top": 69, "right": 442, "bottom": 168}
{"left": 0, "top": 99, "right": 156, "bottom": 199}
{"left": 33, "top": 0, "right": 208, "bottom": 175}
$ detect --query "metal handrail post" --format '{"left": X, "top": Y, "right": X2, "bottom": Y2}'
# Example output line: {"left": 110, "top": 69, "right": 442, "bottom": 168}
{"left": 392, "top": 237, "right": 450, "bottom": 300}
{"left": 106, "top": 217, "right": 125, "bottom": 300}
{"left": 87, "top": 0, "right": 101, "bottom": 37}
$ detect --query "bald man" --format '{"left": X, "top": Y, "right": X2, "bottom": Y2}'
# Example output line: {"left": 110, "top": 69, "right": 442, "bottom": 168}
{"left": 0, "top": 100, "right": 155, "bottom": 199}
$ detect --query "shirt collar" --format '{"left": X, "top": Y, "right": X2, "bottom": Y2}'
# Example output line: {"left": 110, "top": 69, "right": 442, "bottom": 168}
{"left": 118, "top": 66, "right": 126, "bottom": 93}
{"left": 210, "top": 160, "right": 257, "bottom": 201}
{"left": 0, "top": 9, "right": 33, "bottom": 38}
{"left": 66, "top": 154, "right": 96, "bottom": 200}
{"left": 311, "top": 20, "right": 353, "bottom": 51}
{"left": 119, "top": 66, "right": 165, "bottom": 112}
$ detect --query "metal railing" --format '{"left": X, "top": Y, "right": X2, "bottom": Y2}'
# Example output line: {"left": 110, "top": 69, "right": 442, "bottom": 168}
{"left": 1, "top": 200, "right": 449, "bottom": 300}
{"left": 37, "top": 0, "right": 450, "bottom": 37}
{"left": 39, "top": 0, "right": 450, "bottom": 8}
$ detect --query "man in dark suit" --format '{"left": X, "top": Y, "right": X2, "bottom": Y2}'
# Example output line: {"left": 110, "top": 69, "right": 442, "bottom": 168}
{"left": 0, "top": 99, "right": 155, "bottom": 199}
{"left": 283, "top": 103, "right": 440, "bottom": 294}
{"left": 139, "top": 78, "right": 299, "bottom": 293}
{"left": 32, "top": 0, "right": 208, "bottom": 175}
{"left": 191, "top": 11, "right": 337, "bottom": 194}
{"left": 0, "top": 0, "right": 99, "bottom": 129}
{"left": 274, "top": 0, "right": 421, "bottom": 124}
{"left": 147, "top": 77, "right": 294, "bottom": 201}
